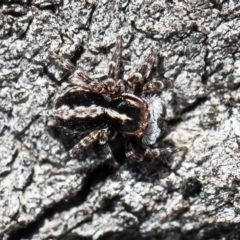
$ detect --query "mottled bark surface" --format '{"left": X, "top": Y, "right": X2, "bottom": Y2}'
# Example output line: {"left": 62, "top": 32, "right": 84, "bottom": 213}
{"left": 1, "top": 0, "right": 240, "bottom": 239}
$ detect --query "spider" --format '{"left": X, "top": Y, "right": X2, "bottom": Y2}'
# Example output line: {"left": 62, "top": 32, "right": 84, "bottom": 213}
{"left": 52, "top": 37, "right": 173, "bottom": 167}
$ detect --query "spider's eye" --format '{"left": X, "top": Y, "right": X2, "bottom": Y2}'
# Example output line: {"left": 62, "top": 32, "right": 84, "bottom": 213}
{"left": 111, "top": 99, "right": 133, "bottom": 115}
{"left": 109, "top": 98, "right": 142, "bottom": 132}
{"left": 116, "top": 101, "right": 126, "bottom": 109}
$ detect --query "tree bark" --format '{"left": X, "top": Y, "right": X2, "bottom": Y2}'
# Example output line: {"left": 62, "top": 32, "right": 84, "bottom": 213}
{"left": 1, "top": 0, "right": 240, "bottom": 239}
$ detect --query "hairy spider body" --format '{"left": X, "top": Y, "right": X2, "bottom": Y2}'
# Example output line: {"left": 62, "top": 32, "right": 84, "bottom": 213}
{"left": 52, "top": 37, "right": 172, "bottom": 166}
{"left": 53, "top": 89, "right": 149, "bottom": 134}
{"left": 53, "top": 89, "right": 107, "bottom": 132}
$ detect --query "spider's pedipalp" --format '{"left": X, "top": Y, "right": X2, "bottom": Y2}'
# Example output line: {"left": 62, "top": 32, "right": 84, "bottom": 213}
{"left": 125, "top": 51, "right": 158, "bottom": 93}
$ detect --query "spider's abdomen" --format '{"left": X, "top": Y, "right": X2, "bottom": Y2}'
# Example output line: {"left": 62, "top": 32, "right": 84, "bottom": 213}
{"left": 55, "top": 112, "right": 108, "bottom": 132}
{"left": 54, "top": 88, "right": 107, "bottom": 109}
{"left": 53, "top": 88, "right": 108, "bottom": 132}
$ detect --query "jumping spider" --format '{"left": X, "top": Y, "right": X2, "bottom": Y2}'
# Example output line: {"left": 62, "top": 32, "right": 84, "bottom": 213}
{"left": 52, "top": 37, "right": 173, "bottom": 167}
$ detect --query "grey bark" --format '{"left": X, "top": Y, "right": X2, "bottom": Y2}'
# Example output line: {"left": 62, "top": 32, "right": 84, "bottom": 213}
{"left": 1, "top": 0, "right": 240, "bottom": 239}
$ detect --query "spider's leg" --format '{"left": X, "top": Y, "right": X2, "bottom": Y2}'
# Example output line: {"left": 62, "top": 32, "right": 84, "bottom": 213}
{"left": 138, "top": 52, "right": 156, "bottom": 79}
{"left": 143, "top": 147, "right": 172, "bottom": 161}
{"left": 143, "top": 146, "right": 188, "bottom": 165}
{"left": 99, "top": 128, "right": 109, "bottom": 145}
{"left": 98, "top": 128, "right": 119, "bottom": 167}
{"left": 142, "top": 80, "right": 172, "bottom": 95}
{"left": 50, "top": 51, "right": 104, "bottom": 91}
{"left": 69, "top": 70, "right": 104, "bottom": 93}
{"left": 125, "top": 52, "right": 157, "bottom": 94}
{"left": 50, "top": 52, "right": 94, "bottom": 85}
{"left": 108, "top": 36, "right": 122, "bottom": 79}
{"left": 60, "top": 129, "right": 103, "bottom": 167}
{"left": 103, "top": 37, "right": 123, "bottom": 94}
{"left": 50, "top": 52, "right": 76, "bottom": 73}
{"left": 142, "top": 146, "right": 188, "bottom": 164}
{"left": 101, "top": 144, "right": 119, "bottom": 167}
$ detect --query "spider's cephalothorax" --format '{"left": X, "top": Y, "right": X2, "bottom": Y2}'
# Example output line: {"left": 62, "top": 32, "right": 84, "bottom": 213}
{"left": 52, "top": 37, "right": 172, "bottom": 166}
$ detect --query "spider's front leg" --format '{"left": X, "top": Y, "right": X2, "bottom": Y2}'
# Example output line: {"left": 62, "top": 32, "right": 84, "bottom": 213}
{"left": 70, "top": 36, "right": 123, "bottom": 95}
{"left": 103, "top": 36, "right": 125, "bottom": 95}
{"left": 125, "top": 52, "right": 157, "bottom": 95}
{"left": 50, "top": 52, "right": 104, "bottom": 92}
{"left": 108, "top": 36, "right": 122, "bottom": 79}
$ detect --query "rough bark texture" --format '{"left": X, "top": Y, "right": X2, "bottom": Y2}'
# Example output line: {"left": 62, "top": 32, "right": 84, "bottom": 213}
{"left": 1, "top": 0, "right": 240, "bottom": 239}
